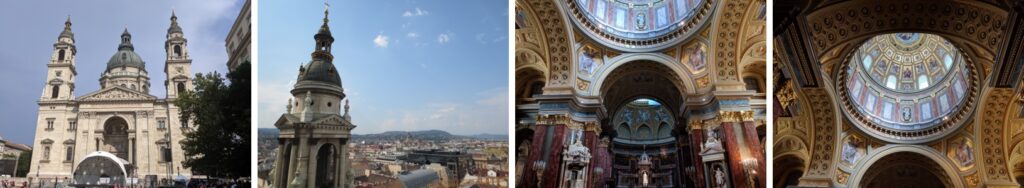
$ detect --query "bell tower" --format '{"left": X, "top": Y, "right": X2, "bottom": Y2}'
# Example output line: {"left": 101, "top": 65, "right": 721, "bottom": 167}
{"left": 165, "top": 10, "right": 193, "bottom": 99}
{"left": 42, "top": 16, "right": 77, "bottom": 101}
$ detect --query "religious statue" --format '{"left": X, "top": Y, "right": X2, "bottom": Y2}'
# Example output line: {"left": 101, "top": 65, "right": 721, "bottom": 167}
{"left": 701, "top": 129, "right": 723, "bottom": 153}
{"left": 714, "top": 166, "right": 728, "bottom": 188}
{"left": 344, "top": 99, "right": 350, "bottom": 114}
{"left": 286, "top": 98, "right": 293, "bottom": 113}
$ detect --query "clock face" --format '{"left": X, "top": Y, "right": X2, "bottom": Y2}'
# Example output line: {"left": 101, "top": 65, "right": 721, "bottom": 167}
{"left": 176, "top": 66, "right": 183, "bottom": 74}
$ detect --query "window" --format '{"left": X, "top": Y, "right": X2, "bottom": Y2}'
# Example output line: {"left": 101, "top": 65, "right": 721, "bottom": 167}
{"left": 177, "top": 82, "right": 186, "bottom": 94}
{"left": 65, "top": 146, "right": 73, "bottom": 161}
{"left": 58, "top": 50, "right": 65, "bottom": 62}
{"left": 174, "top": 45, "right": 182, "bottom": 57}
{"left": 68, "top": 121, "right": 77, "bottom": 130}
{"left": 44, "top": 146, "right": 51, "bottom": 160}
{"left": 46, "top": 119, "right": 54, "bottom": 129}
{"left": 131, "top": 84, "right": 136, "bottom": 90}
{"left": 51, "top": 85, "right": 60, "bottom": 99}
{"left": 181, "top": 119, "right": 188, "bottom": 128}
{"left": 161, "top": 146, "right": 171, "bottom": 162}
{"left": 158, "top": 120, "right": 166, "bottom": 129}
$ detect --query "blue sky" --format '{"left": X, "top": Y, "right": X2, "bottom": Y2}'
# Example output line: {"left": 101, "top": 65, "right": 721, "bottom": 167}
{"left": 258, "top": 0, "right": 509, "bottom": 135}
{"left": 0, "top": 0, "right": 244, "bottom": 144}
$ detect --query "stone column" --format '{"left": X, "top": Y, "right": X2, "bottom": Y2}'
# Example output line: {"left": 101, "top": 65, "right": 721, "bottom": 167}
{"left": 274, "top": 140, "right": 289, "bottom": 188}
{"left": 287, "top": 141, "right": 298, "bottom": 187}
{"left": 306, "top": 140, "right": 318, "bottom": 188}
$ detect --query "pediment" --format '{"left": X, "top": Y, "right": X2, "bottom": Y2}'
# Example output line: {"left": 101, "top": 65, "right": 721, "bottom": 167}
{"left": 79, "top": 87, "right": 157, "bottom": 101}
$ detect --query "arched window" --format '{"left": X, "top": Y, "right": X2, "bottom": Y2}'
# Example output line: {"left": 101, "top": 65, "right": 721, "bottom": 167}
{"left": 58, "top": 50, "right": 66, "bottom": 62}
{"left": 861, "top": 55, "right": 872, "bottom": 68}
{"left": 174, "top": 45, "right": 182, "bottom": 57}
{"left": 177, "top": 82, "right": 186, "bottom": 94}
{"left": 51, "top": 85, "right": 60, "bottom": 99}
{"left": 886, "top": 75, "right": 898, "bottom": 89}
{"left": 917, "top": 75, "right": 929, "bottom": 89}
{"left": 131, "top": 84, "right": 136, "bottom": 90}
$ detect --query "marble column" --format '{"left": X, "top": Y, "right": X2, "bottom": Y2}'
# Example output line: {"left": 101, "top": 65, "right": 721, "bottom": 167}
{"left": 720, "top": 111, "right": 756, "bottom": 188}
{"left": 688, "top": 119, "right": 706, "bottom": 188}
{"left": 740, "top": 112, "right": 766, "bottom": 187}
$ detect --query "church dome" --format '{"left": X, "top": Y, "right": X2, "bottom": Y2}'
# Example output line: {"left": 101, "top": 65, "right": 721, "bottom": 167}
{"left": 106, "top": 29, "right": 145, "bottom": 71}
{"left": 297, "top": 59, "right": 342, "bottom": 87}
{"left": 839, "top": 33, "right": 978, "bottom": 144}
{"left": 106, "top": 50, "right": 146, "bottom": 71}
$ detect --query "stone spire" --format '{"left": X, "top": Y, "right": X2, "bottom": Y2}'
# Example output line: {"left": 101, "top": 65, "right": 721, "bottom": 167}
{"left": 59, "top": 15, "right": 74, "bottom": 39}
{"left": 168, "top": 9, "right": 183, "bottom": 34}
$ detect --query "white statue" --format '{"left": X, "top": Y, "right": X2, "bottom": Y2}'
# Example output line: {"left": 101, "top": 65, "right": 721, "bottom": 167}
{"left": 702, "top": 129, "right": 723, "bottom": 153}
{"left": 714, "top": 167, "right": 727, "bottom": 188}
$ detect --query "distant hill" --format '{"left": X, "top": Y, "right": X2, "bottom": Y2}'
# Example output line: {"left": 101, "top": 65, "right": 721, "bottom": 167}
{"left": 257, "top": 128, "right": 506, "bottom": 141}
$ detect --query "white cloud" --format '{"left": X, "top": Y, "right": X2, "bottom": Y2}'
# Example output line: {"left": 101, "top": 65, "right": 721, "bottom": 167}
{"left": 429, "top": 106, "right": 457, "bottom": 119}
{"left": 402, "top": 7, "right": 429, "bottom": 17}
{"left": 257, "top": 80, "right": 295, "bottom": 128}
{"left": 437, "top": 33, "right": 450, "bottom": 44}
{"left": 373, "top": 34, "right": 389, "bottom": 48}
{"left": 406, "top": 32, "right": 418, "bottom": 38}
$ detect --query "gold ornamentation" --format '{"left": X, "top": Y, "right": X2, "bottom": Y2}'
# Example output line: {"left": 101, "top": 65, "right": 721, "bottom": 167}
{"left": 965, "top": 173, "right": 979, "bottom": 188}
{"left": 834, "top": 170, "right": 849, "bottom": 185}
{"left": 696, "top": 76, "right": 710, "bottom": 88}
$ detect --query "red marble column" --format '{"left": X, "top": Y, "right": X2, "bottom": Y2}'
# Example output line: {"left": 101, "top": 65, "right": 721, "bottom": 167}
{"left": 583, "top": 130, "right": 596, "bottom": 187}
{"left": 742, "top": 120, "right": 766, "bottom": 187}
{"left": 540, "top": 126, "right": 566, "bottom": 187}
{"left": 524, "top": 124, "right": 547, "bottom": 186}
{"left": 689, "top": 126, "right": 706, "bottom": 188}
{"left": 721, "top": 122, "right": 750, "bottom": 188}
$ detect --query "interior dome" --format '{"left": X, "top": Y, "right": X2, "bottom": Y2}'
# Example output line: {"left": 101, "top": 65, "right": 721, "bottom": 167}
{"left": 575, "top": 0, "right": 703, "bottom": 39}
{"left": 839, "top": 33, "right": 977, "bottom": 143}
{"left": 566, "top": 0, "right": 713, "bottom": 51}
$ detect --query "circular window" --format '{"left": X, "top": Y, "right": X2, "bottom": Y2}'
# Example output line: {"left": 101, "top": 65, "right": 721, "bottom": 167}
{"left": 838, "top": 33, "right": 978, "bottom": 144}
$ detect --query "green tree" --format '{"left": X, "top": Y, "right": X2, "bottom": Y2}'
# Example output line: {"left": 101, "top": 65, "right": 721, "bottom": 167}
{"left": 175, "top": 62, "right": 250, "bottom": 178}
{"left": 15, "top": 152, "right": 31, "bottom": 177}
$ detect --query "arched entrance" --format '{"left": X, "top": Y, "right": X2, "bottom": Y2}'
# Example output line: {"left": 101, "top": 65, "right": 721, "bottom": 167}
{"left": 103, "top": 116, "right": 130, "bottom": 160}
{"left": 860, "top": 152, "right": 952, "bottom": 187}
{"left": 599, "top": 60, "right": 690, "bottom": 187}
{"left": 848, "top": 146, "right": 964, "bottom": 188}
{"left": 314, "top": 144, "right": 337, "bottom": 188}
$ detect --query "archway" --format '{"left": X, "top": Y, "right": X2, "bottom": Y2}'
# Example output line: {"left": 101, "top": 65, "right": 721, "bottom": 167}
{"left": 773, "top": 154, "right": 805, "bottom": 188}
{"left": 314, "top": 143, "right": 338, "bottom": 188}
{"left": 600, "top": 60, "right": 689, "bottom": 187}
{"left": 848, "top": 145, "right": 964, "bottom": 188}
{"left": 103, "top": 116, "right": 130, "bottom": 160}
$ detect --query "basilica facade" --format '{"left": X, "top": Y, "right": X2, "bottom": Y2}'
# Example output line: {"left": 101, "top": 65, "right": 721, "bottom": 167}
{"left": 27, "top": 13, "right": 195, "bottom": 181}
{"left": 774, "top": 0, "right": 1024, "bottom": 187}
{"left": 515, "top": 0, "right": 767, "bottom": 187}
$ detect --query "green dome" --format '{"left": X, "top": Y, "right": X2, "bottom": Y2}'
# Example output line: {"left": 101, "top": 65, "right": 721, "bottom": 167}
{"left": 297, "top": 58, "right": 341, "bottom": 86}
{"left": 106, "top": 29, "right": 145, "bottom": 71}
{"left": 106, "top": 50, "right": 145, "bottom": 71}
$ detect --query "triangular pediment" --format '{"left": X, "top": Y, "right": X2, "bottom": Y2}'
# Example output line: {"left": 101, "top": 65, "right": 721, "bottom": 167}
{"left": 79, "top": 87, "right": 157, "bottom": 101}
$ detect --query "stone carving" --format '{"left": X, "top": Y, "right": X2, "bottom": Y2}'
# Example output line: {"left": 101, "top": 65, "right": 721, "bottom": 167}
{"left": 80, "top": 88, "right": 155, "bottom": 101}
{"left": 701, "top": 128, "right": 724, "bottom": 154}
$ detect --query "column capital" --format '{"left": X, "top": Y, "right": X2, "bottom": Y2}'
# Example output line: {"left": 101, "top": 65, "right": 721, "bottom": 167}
{"left": 718, "top": 110, "right": 754, "bottom": 123}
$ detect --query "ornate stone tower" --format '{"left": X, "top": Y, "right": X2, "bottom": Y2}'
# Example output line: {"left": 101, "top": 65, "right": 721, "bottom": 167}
{"left": 271, "top": 5, "right": 356, "bottom": 188}
{"left": 165, "top": 10, "right": 193, "bottom": 99}
{"left": 42, "top": 16, "right": 77, "bottom": 101}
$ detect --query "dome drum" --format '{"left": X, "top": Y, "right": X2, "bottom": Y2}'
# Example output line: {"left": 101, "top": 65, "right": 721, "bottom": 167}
{"left": 565, "top": 0, "right": 714, "bottom": 52}
{"left": 837, "top": 33, "right": 979, "bottom": 144}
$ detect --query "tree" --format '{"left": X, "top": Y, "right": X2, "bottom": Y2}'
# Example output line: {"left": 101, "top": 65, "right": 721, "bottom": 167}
{"left": 175, "top": 62, "right": 250, "bottom": 179}
{"left": 15, "top": 152, "right": 31, "bottom": 177}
